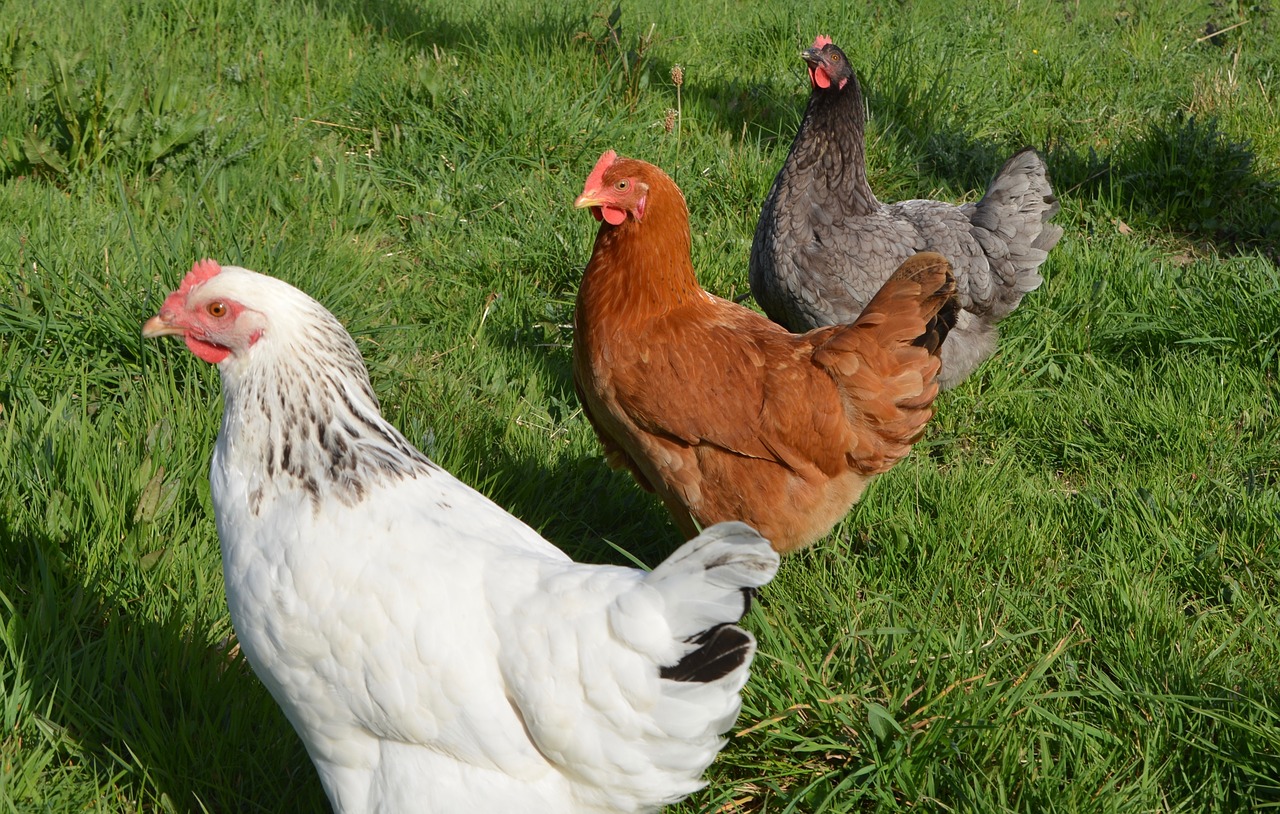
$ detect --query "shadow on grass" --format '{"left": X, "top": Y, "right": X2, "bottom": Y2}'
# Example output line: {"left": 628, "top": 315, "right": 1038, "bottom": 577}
{"left": 457, "top": 328, "right": 686, "bottom": 567}
{"left": 852, "top": 52, "right": 1280, "bottom": 263}
{"left": 0, "top": 518, "right": 326, "bottom": 813}
{"left": 310, "top": 0, "right": 594, "bottom": 52}
{"left": 309, "top": 0, "right": 478, "bottom": 49}
{"left": 487, "top": 442, "right": 685, "bottom": 567}
{"left": 1046, "top": 113, "right": 1280, "bottom": 261}
{"left": 1088, "top": 253, "right": 1280, "bottom": 373}
{"left": 680, "top": 72, "right": 803, "bottom": 152}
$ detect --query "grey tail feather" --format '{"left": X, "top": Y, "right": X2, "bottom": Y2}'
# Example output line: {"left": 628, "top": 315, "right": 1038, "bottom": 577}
{"left": 982, "top": 148, "right": 1060, "bottom": 228}
{"left": 971, "top": 147, "right": 1063, "bottom": 321}
{"left": 659, "top": 623, "right": 756, "bottom": 683}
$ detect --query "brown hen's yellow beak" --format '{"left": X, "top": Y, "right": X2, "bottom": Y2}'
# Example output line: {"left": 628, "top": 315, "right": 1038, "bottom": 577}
{"left": 142, "top": 313, "right": 183, "bottom": 339}
{"left": 573, "top": 190, "right": 605, "bottom": 209}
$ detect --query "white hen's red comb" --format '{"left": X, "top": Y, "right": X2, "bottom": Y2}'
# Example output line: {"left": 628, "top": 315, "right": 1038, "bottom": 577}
{"left": 583, "top": 150, "right": 619, "bottom": 192}
{"left": 812, "top": 34, "right": 833, "bottom": 49}
{"left": 178, "top": 258, "right": 222, "bottom": 294}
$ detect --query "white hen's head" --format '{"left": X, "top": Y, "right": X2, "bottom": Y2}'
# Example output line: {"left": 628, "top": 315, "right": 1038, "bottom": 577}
{"left": 145, "top": 259, "right": 434, "bottom": 510}
{"left": 143, "top": 259, "right": 261, "bottom": 364}
{"left": 144, "top": 260, "right": 365, "bottom": 377}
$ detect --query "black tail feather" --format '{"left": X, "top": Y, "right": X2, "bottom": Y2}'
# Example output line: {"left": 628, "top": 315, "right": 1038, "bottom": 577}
{"left": 659, "top": 624, "right": 754, "bottom": 683}
{"left": 911, "top": 268, "right": 960, "bottom": 352}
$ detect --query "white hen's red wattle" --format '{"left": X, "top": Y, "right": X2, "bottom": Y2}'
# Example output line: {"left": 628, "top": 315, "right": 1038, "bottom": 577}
{"left": 143, "top": 260, "right": 779, "bottom": 814}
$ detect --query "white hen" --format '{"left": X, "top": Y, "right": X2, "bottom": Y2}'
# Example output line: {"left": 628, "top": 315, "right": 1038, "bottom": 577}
{"left": 143, "top": 260, "right": 780, "bottom": 814}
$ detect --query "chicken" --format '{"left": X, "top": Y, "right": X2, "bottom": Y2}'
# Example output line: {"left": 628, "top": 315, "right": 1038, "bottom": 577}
{"left": 142, "top": 259, "right": 780, "bottom": 814}
{"left": 572, "top": 151, "right": 958, "bottom": 554}
{"left": 750, "top": 35, "right": 1063, "bottom": 389}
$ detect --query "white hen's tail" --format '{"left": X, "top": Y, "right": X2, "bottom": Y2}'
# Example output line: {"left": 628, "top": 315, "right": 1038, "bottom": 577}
{"left": 646, "top": 523, "right": 778, "bottom": 748}
{"left": 595, "top": 522, "right": 778, "bottom": 811}
{"left": 647, "top": 521, "right": 779, "bottom": 683}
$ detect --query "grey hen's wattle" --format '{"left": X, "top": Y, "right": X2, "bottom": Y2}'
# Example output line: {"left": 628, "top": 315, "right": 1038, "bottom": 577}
{"left": 750, "top": 48, "right": 1063, "bottom": 389}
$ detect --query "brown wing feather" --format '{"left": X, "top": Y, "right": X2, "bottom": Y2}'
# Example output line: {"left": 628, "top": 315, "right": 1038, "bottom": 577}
{"left": 809, "top": 252, "right": 958, "bottom": 475}
{"left": 608, "top": 304, "right": 851, "bottom": 477}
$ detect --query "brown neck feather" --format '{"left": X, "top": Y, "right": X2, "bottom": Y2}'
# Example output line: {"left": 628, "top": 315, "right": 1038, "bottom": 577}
{"left": 576, "top": 176, "right": 704, "bottom": 329}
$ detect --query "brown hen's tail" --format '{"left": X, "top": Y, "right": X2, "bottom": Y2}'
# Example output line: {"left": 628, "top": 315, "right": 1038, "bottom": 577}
{"left": 811, "top": 252, "right": 958, "bottom": 475}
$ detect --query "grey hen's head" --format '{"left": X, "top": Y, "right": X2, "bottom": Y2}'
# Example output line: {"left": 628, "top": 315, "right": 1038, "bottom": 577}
{"left": 802, "top": 35, "right": 857, "bottom": 94}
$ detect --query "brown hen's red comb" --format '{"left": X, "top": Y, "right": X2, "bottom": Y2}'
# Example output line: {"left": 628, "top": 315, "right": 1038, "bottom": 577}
{"left": 812, "top": 34, "right": 833, "bottom": 49}
{"left": 583, "top": 150, "right": 619, "bottom": 193}
{"left": 178, "top": 258, "right": 222, "bottom": 293}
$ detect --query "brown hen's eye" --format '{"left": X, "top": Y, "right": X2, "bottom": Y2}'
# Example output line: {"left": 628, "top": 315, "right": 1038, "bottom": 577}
{"left": 616, "top": 180, "right": 629, "bottom": 190}
{"left": 207, "top": 301, "right": 228, "bottom": 318}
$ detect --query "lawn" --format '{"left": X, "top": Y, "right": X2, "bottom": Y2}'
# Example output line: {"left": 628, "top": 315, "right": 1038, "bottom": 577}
{"left": 1, "top": 0, "right": 1278, "bottom": 811}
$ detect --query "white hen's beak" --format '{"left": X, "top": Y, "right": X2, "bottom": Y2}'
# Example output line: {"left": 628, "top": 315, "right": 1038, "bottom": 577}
{"left": 142, "top": 313, "right": 183, "bottom": 338}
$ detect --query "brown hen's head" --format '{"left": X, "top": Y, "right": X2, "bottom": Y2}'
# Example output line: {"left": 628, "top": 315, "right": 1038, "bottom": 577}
{"left": 574, "top": 150, "right": 680, "bottom": 226}
{"left": 802, "top": 35, "right": 854, "bottom": 91}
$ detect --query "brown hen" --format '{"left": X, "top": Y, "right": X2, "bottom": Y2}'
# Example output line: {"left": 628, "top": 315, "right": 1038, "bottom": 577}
{"left": 572, "top": 151, "right": 958, "bottom": 553}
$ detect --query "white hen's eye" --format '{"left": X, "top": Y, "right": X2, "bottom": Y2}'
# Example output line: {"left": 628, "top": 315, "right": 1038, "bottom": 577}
{"left": 207, "top": 301, "right": 228, "bottom": 318}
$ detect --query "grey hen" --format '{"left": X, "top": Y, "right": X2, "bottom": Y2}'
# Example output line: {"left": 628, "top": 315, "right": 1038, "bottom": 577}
{"left": 750, "top": 35, "right": 1063, "bottom": 389}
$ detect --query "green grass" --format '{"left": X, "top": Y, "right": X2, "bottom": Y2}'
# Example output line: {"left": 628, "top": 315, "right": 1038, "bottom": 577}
{"left": 2, "top": 0, "right": 1278, "bottom": 811}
